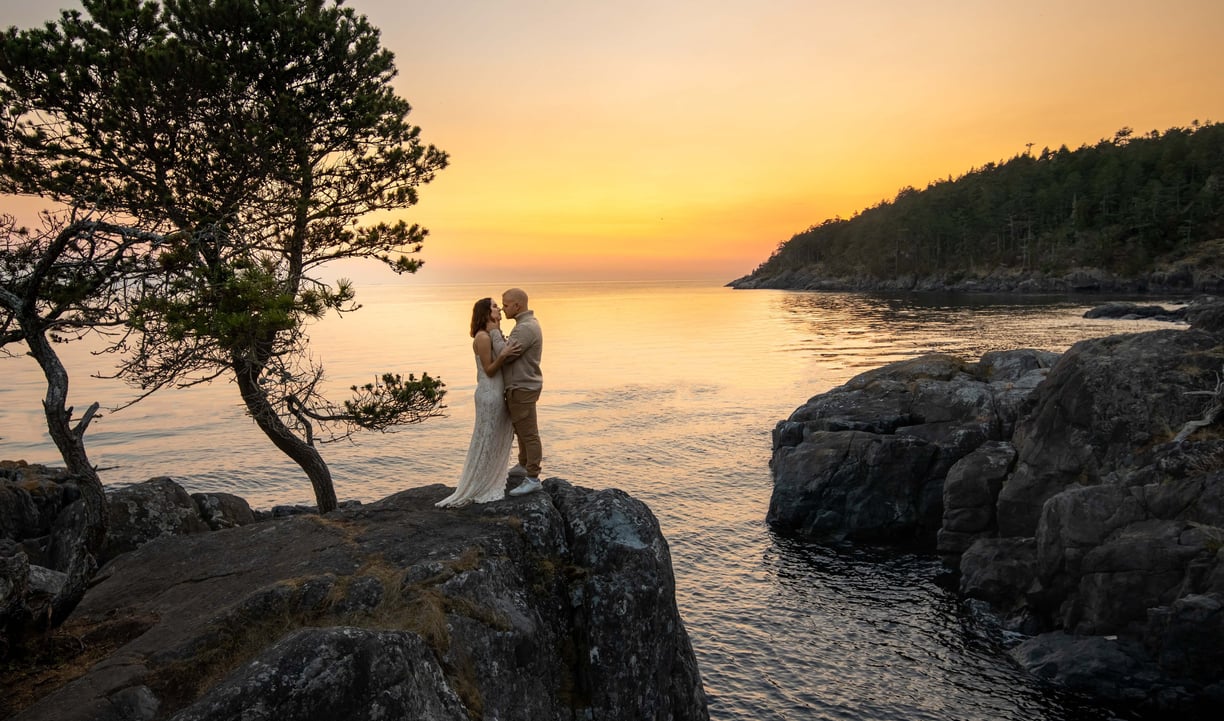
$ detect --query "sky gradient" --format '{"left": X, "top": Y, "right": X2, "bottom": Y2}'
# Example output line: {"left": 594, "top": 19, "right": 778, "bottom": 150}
{"left": 3, "top": 0, "right": 1224, "bottom": 283}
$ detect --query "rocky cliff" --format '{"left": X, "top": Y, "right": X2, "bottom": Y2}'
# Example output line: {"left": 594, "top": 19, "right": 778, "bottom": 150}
{"left": 2, "top": 478, "right": 709, "bottom": 721}
{"left": 767, "top": 299, "right": 1224, "bottom": 715}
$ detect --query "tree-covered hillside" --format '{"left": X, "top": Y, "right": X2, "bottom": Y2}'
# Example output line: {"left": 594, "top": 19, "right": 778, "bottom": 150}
{"left": 742, "top": 122, "right": 1224, "bottom": 289}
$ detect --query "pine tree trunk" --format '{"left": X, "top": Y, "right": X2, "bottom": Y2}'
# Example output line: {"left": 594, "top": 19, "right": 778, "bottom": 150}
{"left": 23, "top": 329, "right": 107, "bottom": 624}
{"left": 232, "top": 356, "right": 339, "bottom": 513}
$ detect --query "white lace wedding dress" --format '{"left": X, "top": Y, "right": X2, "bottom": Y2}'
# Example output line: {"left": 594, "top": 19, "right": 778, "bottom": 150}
{"left": 436, "top": 338, "right": 515, "bottom": 507}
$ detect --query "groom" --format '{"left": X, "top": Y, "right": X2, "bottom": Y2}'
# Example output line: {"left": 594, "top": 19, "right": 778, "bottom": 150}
{"left": 501, "top": 287, "right": 544, "bottom": 496}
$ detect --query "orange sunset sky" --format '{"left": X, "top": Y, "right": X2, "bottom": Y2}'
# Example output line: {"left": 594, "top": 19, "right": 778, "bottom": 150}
{"left": 3, "top": 0, "right": 1224, "bottom": 283}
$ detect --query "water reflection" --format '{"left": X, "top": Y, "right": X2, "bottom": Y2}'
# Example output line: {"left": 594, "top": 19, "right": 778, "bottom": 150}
{"left": 771, "top": 290, "right": 1180, "bottom": 373}
{"left": 759, "top": 534, "right": 1142, "bottom": 721}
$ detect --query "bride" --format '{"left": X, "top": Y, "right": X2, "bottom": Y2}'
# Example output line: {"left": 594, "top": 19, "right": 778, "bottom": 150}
{"left": 436, "top": 297, "right": 521, "bottom": 507}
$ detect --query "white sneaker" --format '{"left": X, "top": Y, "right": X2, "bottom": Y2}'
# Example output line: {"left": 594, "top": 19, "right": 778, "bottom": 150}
{"left": 507, "top": 464, "right": 529, "bottom": 479}
{"left": 508, "top": 477, "right": 542, "bottom": 497}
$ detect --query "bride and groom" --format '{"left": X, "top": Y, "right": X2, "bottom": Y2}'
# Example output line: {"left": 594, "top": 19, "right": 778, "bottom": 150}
{"left": 436, "top": 287, "right": 544, "bottom": 507}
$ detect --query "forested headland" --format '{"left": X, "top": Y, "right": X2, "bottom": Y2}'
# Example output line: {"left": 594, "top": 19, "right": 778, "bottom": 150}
{"left": 732, "top": 122, "right": 1224, "bottom": 293}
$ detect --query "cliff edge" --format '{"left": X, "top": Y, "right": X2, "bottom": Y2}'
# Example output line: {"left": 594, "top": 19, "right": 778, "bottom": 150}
{"left": 2, "top": 479, "right": 708, "bottom": 721}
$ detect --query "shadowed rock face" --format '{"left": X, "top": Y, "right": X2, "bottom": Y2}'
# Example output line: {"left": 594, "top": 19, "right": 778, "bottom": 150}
{"left": 171, "top": 627, "right": 469, "bottom": 721}
{"left": 767, "top": 349, "right": 1057, "bottom": 544}
{"left": 765, "top": 299, "right": 1224, "bottom": 714}
{"left": 997, "top": 327, "right": 1224, "bottom": 539}
{"left": 7, "top": 480, "right": 708, "bottom": 721}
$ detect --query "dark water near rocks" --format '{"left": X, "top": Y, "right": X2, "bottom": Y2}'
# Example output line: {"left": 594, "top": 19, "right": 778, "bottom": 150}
{"left": 1, "top": 281, "right": 1183, "bottom": 720}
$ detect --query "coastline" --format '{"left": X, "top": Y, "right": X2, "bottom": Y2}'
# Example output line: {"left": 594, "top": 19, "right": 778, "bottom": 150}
{"left": 728, "top": 264, "right": 1224, "bottom": 296}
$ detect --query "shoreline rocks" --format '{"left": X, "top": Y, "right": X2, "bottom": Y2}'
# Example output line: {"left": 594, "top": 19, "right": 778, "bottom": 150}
{"left": 728, "top": 264, "right": 1224, "bottom": 296}
{"left": 767, "top": 349, "right": 1058, "bottom": 543}
{"left": 766, "top": 297, "right": 1224, "bottom": 715}
{"left": 2, "top": 479, "right": 709, "bottom": 721}
{"left": 1081, "top": 301, "right": 1186, "bottom": 322}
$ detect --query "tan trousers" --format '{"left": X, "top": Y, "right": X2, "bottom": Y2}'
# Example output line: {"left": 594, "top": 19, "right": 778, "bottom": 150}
{"left": 505, "top": 387, "right": 542, "bottom": 477}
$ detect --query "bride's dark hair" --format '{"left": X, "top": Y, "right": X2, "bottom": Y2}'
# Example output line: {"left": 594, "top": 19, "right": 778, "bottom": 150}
{"left": 470, "top": 297, "right": 493, "bottom": 338}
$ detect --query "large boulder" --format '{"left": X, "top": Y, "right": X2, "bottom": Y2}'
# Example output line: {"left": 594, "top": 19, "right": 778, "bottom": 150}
{"left": 1032, "top": 485, "right": 1214, "bottom": 635}
{"left": 1184, "top": 296, "right": 1224, "bottom": 334}
{"left": 996, "top": 328, "right": 1224, "bottom": 538}
{"left": 0, "top": 483, "right": 41, "bottom": 542}
{"left": 1009, "top": 632, "right": 1170, "bottom": 705}
{"left": 6, "top": 480, "right": 709, "bottom": 721}
{"left": 189, "top": 492, "right": 255, "bottom": 531}
{"left": 972, "top": 325, "right": 1224, "bottom": 710}
{"left": 768, "top": 350, "right": 1057, "bottom": 543}
{"left": 937, "top": 441, "right": 1016, "bottom": 556}
{"left": 0, "top": 462, "right": 81, "bottom": 567}
{"left": 550, "top": 484, "right": 707, "bottom": 719}
{"left": 769, "top": 430, "right": 942, "bottom": 542}
{"left": 1144, "top": 593, "right": 1224, "bottom": 686}
{"left": 2, "top": 537, "right": 70, "bottom": 644}
{"left": 100, "top": 477, "right": 211, "bottom": 565}
{"left": 958, "top": 536, "right": 1039, "bottom": 630}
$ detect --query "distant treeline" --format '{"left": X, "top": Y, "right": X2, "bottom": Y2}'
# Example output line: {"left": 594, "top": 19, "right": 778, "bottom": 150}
{"left": 750, "top": 122, "right": 1224, "bottom": 282}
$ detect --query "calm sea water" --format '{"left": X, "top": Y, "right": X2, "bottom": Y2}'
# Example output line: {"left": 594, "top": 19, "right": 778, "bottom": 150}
{"left": 1, "top": 280, "right": 1180, "bottom": 721}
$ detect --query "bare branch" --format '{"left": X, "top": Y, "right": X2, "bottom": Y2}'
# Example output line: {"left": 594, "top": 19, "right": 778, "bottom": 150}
{"left": 72, "top": 401, "right": 101, "bottom": 439}
{"left": 1174, "top": 366, "right": 1224, "bottom": 443}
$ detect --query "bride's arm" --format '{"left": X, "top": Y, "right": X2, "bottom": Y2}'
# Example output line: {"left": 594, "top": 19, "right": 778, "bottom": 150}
{"left": 474, "top": 331, "right": 519, "bottom": 377}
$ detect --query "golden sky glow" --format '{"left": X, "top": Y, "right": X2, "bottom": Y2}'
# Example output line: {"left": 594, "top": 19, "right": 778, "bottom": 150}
{"left": 4, "top": 0, "right": 1224, "bottom": 283}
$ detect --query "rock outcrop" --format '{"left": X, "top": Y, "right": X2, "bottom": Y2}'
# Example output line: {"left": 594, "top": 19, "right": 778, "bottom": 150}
{"left": 767, "top": 349, "right": 1058, "bottom": 543}
{"left": 766, "top": 298, "right": 1224, "bottom": 714}
{"left": 1, "top": 471, "right": 260, "bottom": 635}
{"left": 1081, "top": 301, "right": 1186, "bottom": 322}
{"left": 5, "top": 480, "right": 709, "bottom": 721}
{"left": 0, "top": 462, "right": 81, "bottom": 567}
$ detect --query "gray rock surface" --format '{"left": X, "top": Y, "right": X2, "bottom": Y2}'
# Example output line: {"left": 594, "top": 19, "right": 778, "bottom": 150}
{"left": 189, "top": 492, "right": 255, "bottom": 531}
{"left": 0, "top": 462, "right": 79, "bottom": 566}
{"left": 551, "top": 483, "right": 707, "bottom": 719}
{"left": 768, "top": 349, "right": 1057, "bottom": 542}
{"left": 767, "top": 298, "right": 1224, "bottom": 712}
{"left": 996, "top": 327, "right": 1223, "bottom": 538}
{"left": 2, "top": 471, "right": 306, "bottom": 656}
{"left": 937, "top": 441, "right": 1016, "bottom": 556}
{"left": 973, "top": 322, "right": 1224, "bottom": 710}
{"left": 958, "top": 537, "right": 1037, "bottom": 621}
{"left": 1185, "top": 296, "right": 1224, "bottom": 333}
{"left": 7, "top": 480, "right": 709, "bottom": 721}
{"left": 101, "top": 477, "right": 211, "bottom": 565}
{"left": 1009, "top": 632, "right": 1168, "bottom": 703}
{"left": 171, "top": 627, "right": 469, "bottom": 721}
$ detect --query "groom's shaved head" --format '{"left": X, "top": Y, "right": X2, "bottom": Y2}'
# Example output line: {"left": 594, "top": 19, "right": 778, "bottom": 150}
{"left": 502, "top": 288, "right": 529, "bottom": 319}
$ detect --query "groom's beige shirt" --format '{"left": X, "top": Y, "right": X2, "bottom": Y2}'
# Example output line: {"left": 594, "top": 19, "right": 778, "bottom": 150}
{"left": 503, "top": 310, "right": 543, "bottom": 392}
